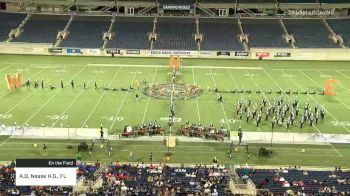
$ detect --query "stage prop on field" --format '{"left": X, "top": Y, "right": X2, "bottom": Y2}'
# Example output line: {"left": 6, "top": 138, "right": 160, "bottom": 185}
{"left": 5, "top": 73, "right": 21, "bottom": 90}
{"left": 325, "top": 79, "right": 338, "bottom": 96}
{"left": 169, "top": 55, "right": 181, "bottom": 71}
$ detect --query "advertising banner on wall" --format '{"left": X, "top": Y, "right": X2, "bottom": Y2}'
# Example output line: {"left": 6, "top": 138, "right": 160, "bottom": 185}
{"left": 126, "top": 50, "right": 140, "bottom": 55}
{"left": 256, "top": 52, "right": 270, "bottom": 57}
{"left": 275, "top": 52, "right": 291, "bottom": 57}
{"left": 48, "top": 48, "right": 62, "bottom": 53}
{"left": 86, "top": 49, "right": 101, "bottom": 55}
{"left": 106, "top": 49, "right": 120, "bottom": 54}
{"left": 217, "top": 51, "right": 230, "bottom": 56}
{"left": 287, "top": 9, "right": 335, "bottom": 16}
{"left": 150, "top": 50, "right": 192, "bottom": 56}
{"left": 234, "top": 51, "right": 249, "bottom": 56}
{"left": 66, "top": 48, "right": 81, "bottom": 54}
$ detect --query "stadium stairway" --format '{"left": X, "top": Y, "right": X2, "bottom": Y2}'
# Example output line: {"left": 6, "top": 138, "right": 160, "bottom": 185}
{"left": 320, "top": 17, "right": 346, "bottom": 48}
{"left": 54, "top": 13, "right": 74, "bottom": 47}
{"left": 150, "top": 16, "right": 157, "bottom": 50}
{"left": 7, "top": 12, "right": 32, "bottom": 42}
{"left": 279, "top": 17, "right": 296, "bottom": 48}
{"left": 102, "top": 15, "right": 116, "bottom": 49}
{"left": 195, "top": 17, "right": 201, "bottom": 51}
{"left": 237, "top": 17, "right": 250, "bottom": 51}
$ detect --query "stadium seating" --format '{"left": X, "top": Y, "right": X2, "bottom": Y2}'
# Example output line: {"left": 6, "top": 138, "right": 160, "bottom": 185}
{"left": 320, "top": 0, "right": 350, "bottom": 3}
{"left": 107, "top": 17, "right": 153, "bottom": 50}
{"left": 198, "top": 0, "right": 234, "bottom": 3}
{"left": 102, "top": 162, "right": 231, "bottom": 195}
{"left": 0, "top": 12, "right": 26, "bottom": 42}
{"left": 153, "top": 17, "right": 197, "bottom": 50}
{"left": 199, "top": 18, "right": 244, "bottom": 51}
{"left": 12, "top": 14, "right": 69, "bottom": 44}
{"left": 60, "top": 16, "right": 110, "bottom": 48}
{"left": 283, "top": 19, "right": 339, "bottom": 48}
{"left": 158, "top": 0, "right": 195, "bottom": 4}
{"left": 278, "top": 0, "right": 317, "bottom": 3}
{"left": 236, "top": 168, "right": 350, "bottom": 195}
{"left": 326, "top": 19, "right": 350, "bottom": 48}
{"left": 241, "top": 19, "right": 290, "bottom": 48}
{"left": 238, "top": 0, "right": 276, "bottom": 3}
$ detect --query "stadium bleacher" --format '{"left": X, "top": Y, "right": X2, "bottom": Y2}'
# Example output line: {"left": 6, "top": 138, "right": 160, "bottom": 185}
{"left": 12, "top": 14, "right": 69, "bottom": 44}
{"left": 158, "top": 0, "right": 195, "bottom": 4}
{"left": 60, "top": 16, "right": 110, "bottom": 48}
{"left": 102, "top": 162, "right": 231, "bottom": 195}
{"left": 236, "top": 167, "right": 350, "bottom": 195}
{"left": 327, "top": 19, "right": 350, "bottom": 48}
{"left": 320, "top": 0, "right": 350, "bottom": 3}
{"left": 278, "top": 0, "right": 317, "bottom": 3}
{"left": 283, "top": 19, "right": 339, "bottom": 48}
{"left": 238, "top": 0, "right": 276, "bottom": 3}
{"left": 0, "top": 12, "right": 26, "bottom": 42}
{"left": 107, "top": 17, "right": 153, "bottom": 50}
{"left": 241, "top": 19, "right": 290, "bottom": 48}
{"left": 199, "top": 18, "right": 244, "bottom": 51}
{"left": 153, "top": 17, "right": 197, "bottom": 50}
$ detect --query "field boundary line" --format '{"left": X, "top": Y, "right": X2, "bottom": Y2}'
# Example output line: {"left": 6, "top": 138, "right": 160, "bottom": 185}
{"left": 109, "top": 67, "right": 140, "bottom": 132}
{"left": 88, "top": 63, "right": 263, "bottom": 70}
{"left": 80, "top": 67, "right": 123, "bottom": 128}
{"left": 209, "top": 68, "right": 231, "bottom": 131}
{"left": 191, "top": 68, "right": 201, "bottom": 122}
{"left": 313, "top": 125, "right": 343, "bottom": 157}
{"left": 141, "top": 67, "right": 158, "bottom": 124}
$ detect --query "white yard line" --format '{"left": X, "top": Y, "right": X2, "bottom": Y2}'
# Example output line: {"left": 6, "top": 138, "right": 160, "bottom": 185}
{"left": 336, "top": 70, "right": 350, "bottom": 80}
{"left": 109, "top": 67, "right": 140, "bottom": 132}
{"left": 317, "top": 70, "right": 350, "bottom": 93}
{"left": 0, "top": 64, "right": 32, "bottom": 85}
{"left": 313, "top": 125, "right": 343, "bottom": 157}
{"left": 0, "top": 64, "right": 12, "bottom": 72}
{"left": 88, "top": 63, "right": 263, "bottom": 70}
{"left": 0, "top": 65, "right": 44, "bottom": 99}
{"left": 282, "top": 70, "right": 350, "bottom": 134}
{"left": 244, "top": 69, "right": 272, "bottom": 133}
{"left": 299, "top": 70, "right": 350, "bottom": 112}
{"left": 141, "top": 67, "right": 158, "bottom": 124}
{"left": 51, "top": 68, "right": 103, "bottom": 127}
{"left": 80, "top": 67, "right": 123, "bottom": 128}
{"left": 1, "top": 69, "right": 61, "bottom": 117}
{"left": 191, "top": 68, "right": 201, "bottom": 122}
{"left": 209, "top": 68, "right": 231, "bottom": 131}
{"left": 22, "top": 65, "right": 90, "bottom": 126}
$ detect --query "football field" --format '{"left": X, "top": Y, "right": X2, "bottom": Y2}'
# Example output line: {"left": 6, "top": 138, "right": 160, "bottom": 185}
{"left": 0, "top": 54, "right": 350, "bottom": 167}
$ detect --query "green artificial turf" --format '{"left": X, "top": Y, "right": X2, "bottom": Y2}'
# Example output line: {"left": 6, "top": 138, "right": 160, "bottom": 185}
{"left": 0, "top": 54, "right": 349, "bottom": 167}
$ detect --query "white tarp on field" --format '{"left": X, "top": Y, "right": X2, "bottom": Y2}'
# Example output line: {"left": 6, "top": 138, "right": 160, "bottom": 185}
{"left": 230, "top": 132, "right": 350, "bottom": 144}
{"left": 0, "top": 125, "right": 102, "bottom": 139}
